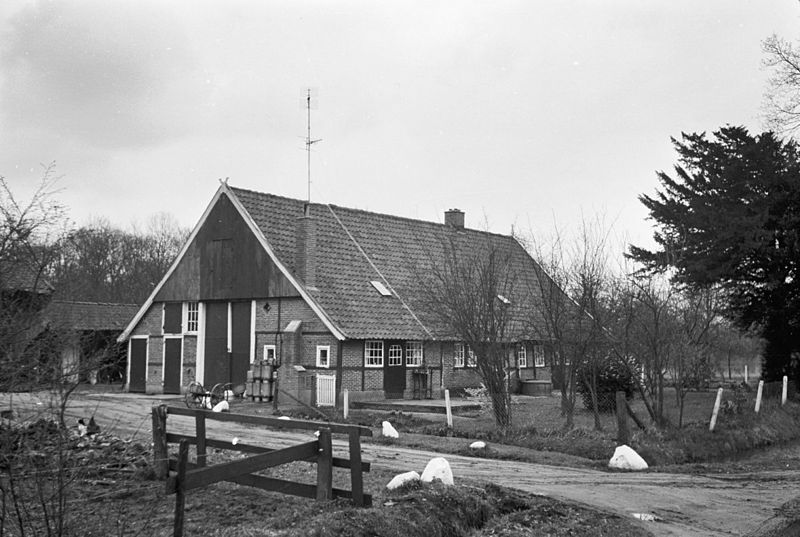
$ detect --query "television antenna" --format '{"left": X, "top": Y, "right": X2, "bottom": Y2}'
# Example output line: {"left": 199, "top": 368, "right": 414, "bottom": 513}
{"left": 304, "top": 88, "right": 322, "bottom": 202}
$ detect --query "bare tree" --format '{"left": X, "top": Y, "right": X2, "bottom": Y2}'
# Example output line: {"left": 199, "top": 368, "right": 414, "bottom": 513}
{"left": 419, "top": 234, "right": 518, "bottom": 428}
{"left": 763, "top": 34, "right": 800, "bottom": 136}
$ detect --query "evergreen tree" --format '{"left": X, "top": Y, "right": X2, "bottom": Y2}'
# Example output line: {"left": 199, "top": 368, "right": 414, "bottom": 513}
{"left": 629, "top": 126, "right": 800, "bottom": 385}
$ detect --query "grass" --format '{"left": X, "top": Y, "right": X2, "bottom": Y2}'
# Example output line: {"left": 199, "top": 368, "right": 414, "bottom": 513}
{"left": 292, "top": 385, "right": 800, "bottom": 468}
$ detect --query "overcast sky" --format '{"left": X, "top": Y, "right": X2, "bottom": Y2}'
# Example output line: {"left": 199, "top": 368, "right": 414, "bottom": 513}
{"left": 1, "top": 1, "right": 798, "bottom": 253}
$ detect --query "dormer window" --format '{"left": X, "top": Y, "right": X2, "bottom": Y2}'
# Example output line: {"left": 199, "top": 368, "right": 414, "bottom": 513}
{"left": 370, "top": 280, "right": 392, "bottom": 296}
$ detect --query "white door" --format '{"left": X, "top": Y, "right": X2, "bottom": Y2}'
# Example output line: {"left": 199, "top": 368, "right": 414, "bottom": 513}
{"left": 316, "top": 374, "right": 336, "bottom": 407}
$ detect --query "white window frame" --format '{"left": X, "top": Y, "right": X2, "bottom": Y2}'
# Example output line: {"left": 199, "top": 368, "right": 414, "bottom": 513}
{"left": 183, "top": 302, "right": 199, "bottom": 334}
{"left": 388, "top": 344, "right": 403, "bottom": 366}
{"left": 263, "top": 344, "right": 276, "bottom": 365}
{"left": 405, "top": 341, "right": 423, "bottom": 367}
{"left": 316, "top": 345, "right": 330, "bottom": 368}
{"left": 364, "top": 340, "right": 384, "bottom": 367}
{"left": 533, "top": 344, "right": 545, "bottom": 367}
{"left": 454, "top": 343, "right": 465, "bottom": 368}
{"left": 517, "top": 344, "right": 527, "bottom": 368}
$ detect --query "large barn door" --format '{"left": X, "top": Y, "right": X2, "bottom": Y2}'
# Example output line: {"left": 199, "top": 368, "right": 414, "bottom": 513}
{"left": 129, "top": 338, "right": 147, "bottom": 393}
{"left": 204, "top": 302, "right": 229, "bottom": 385}
{"left": 384, "top": 340, "right": 406, "bottom": 399}
{"left": 230, "top": 301, "right": 251, "bottom": 386}
{"left": 163, "top": 337, "right": 182, "bottom": 394}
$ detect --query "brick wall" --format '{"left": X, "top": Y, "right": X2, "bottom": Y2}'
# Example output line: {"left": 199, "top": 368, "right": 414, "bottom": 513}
{"left": 146, "top": 336, "right": 164, "bottom": 393}
{"left": 132, "top": 304, "right": 161, "bottom": 336}
{"left": 183, "top": 335, "right": 198, "bottom": 385}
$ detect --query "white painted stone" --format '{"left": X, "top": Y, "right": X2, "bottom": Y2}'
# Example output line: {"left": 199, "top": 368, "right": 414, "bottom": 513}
{"left": 421, "top": 457, "right": 454, "bottom": 485}
{"left": 232, "top": 437, "right": 240, "bottom": 445}
{"left": 608, "top": 445, "right": 648, "bottom": 471}
{"left": 382, "top": 421, "right": 399, "bottom": 438}
{"left": 278, "top": 416, "right": 291, "bottom": 420}
{"left": 386, "top": 471, "right": 420, "bottom": 490}
{"left": 469, "top": 441, "right": 487, "bottom": 450}
{"left": 212, "top": 400, "right": 229, "bottom": 412}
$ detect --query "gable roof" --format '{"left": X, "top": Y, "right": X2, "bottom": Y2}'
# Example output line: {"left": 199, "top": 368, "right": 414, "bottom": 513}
{"left": 43, "top": 301, "right": 139, "bottom": 332}
{"left": 230, "top": 185, "right": 554, "bottom": 341}
{"left": 120, "top": 182, "right": 560, "bottom": 343}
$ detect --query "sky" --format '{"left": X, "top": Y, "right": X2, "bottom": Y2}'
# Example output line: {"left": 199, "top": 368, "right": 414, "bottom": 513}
{"left": 1, "top": 1, "right": 798, "bottom": 255}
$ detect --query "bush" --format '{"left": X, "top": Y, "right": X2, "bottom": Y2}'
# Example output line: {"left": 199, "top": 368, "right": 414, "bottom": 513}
{"left": 576, "top": 356, "right": 636, "bottom": 413}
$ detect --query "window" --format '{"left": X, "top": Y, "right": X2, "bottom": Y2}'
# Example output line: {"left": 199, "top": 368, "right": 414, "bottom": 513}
{"left": 517, "top": 344, "right": 527, "bottom": 368}
{"left": 365, "top": 340, "right": 383, "bottom": 367}
{"left": 454, "top": 343, "right": 465, "bottom": 368}
{"left": 533, "top": 344, "right": 545, "bottom": 367}
{"left": 184, "top": 302, "right": 199, "bottom": 333}
{"left": 316, "top": 345, "right": 330, "bottom": 368}
{"left": 406, "top": 341, "right": 423, "bottom": 367}
{"left": 466, "top": 346, "right": 477, "bottom": 367}
{"left": 263, "top": 344, "right": 276, "bottom": 365}
{"left": 370, "top": 280, "right": 392, "bottom": 296}
{"left": 388, "top": 344, "right": 403, "bottom": 366}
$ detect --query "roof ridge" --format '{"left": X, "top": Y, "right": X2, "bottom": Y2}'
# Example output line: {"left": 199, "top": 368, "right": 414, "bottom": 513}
{"left": 229, "top": 184, "right": 515, "bottom": 241}
{"left": 51, "top": 300, "right": 139, "bottom": 307}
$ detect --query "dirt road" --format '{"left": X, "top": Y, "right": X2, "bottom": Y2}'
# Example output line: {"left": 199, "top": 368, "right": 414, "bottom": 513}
{"left": 5, "top": 391, "right": 798, "bottom": 537}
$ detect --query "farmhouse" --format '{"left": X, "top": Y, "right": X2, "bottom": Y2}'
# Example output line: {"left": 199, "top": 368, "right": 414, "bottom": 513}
{"left": 118, "top": 182, "right": 561, "bottom": 405}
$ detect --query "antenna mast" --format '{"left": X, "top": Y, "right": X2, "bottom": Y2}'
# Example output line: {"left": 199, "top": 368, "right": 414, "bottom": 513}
{"left": 305, "top": 88, "right": 322, "bottom": 202}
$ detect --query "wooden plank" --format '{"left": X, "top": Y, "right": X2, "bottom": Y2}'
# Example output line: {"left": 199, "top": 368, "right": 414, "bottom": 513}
{"left": 167, "top": 460, "right": 373, "bottom": 507}
{"left": 165, "top": 406, "right": 372, "bottom": 436}
{"left": 173, "top": 440, "right": 189, "bottom": 537}
{"left": 316, "top": 429, "right": 332, "bottom": 500}
{"left": 152, "top": 405, "right": 169, "bottom": 480}
{"left": 348, "top": 431, "right": 364, "bottom": 506}
{"left": 180, "top": 441, "right": 318, "bottom": 491}
{"left": 164, "top": 433, "right": 370, "bottom": 471}
{"left": 195, "top": 413, "right": 207, "bottom": 467}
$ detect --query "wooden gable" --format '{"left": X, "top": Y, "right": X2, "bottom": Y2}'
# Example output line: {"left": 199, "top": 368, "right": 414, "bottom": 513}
{"left": 155, "top": 193, "right": 299, "bottom": 302}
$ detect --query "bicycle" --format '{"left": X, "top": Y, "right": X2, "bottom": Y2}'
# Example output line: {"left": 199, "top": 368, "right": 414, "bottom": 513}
{"left": 184, "top": 381, "right": 228, "bottom": 409}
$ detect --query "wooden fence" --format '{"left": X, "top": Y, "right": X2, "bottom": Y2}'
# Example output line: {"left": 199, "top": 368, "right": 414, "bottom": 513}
{"left": 151, "top": 405, "right": 373, "bottom": 535}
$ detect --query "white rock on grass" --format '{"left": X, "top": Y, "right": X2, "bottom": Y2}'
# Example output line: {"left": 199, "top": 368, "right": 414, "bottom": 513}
{"left": 278, "top": 416, "right": 291, "bottom": 420}
{"left": 469, "top": 441, "right": 487, "bottom": 450}
{"left": 386, "top": 471, "right": 420, "bottom": 490}
{"left": 382, "top": 421, "right": 399, "bottom": 438}
{"left": 212, "top": 400, "right": 229, "bottom": 413}
{"left": 421, "top": 457, "right": 454, "bottom": 485}
{"left": 608, "top": 445, "right": 648, "bottom": 471}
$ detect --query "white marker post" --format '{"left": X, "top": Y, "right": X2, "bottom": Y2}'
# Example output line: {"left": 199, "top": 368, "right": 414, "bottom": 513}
{"left": 744, "top": 365, "right": 748, "bottom": 385}
{"left": 755, "top": 380, "right": 764, "bottom": 413}
{"left": 709, "top": 387, "right": 723, "bottom": 432}
{"left": 444, "top": 389, "right": 453, "bottom": 428}
{"left": 782, "top": 376, "right": 788, "bottom": 406}
{"left": 343, "top": 389, "right": 349, "bottom": 420}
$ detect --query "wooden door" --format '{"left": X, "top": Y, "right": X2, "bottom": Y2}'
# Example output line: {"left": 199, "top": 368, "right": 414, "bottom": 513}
{"left": 204, "top": 302, "right": 229, "bottom": 385}
{"left": 230, "top": 301, "right": 251, "bottom": 386}
{"left": 129, "top": 338, "right": 147, "bottom": 393}
{"left": 383, "top": 340, "right": 406, "bottom": 398}
{"left": 163, "top": 338, "right": 182, "bottom": 394}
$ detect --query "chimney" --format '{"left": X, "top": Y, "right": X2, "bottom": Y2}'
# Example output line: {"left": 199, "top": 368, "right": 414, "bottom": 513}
{"left": 295, "top": 204, "right": 316, "bottom": 286}
{"left": 444, "top": 208, "right": 465, "bottom": 229}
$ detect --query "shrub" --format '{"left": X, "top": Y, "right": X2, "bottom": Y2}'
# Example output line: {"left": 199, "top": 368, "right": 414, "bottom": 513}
{"left": 576, "top": 356, "right": 636, "bottom": 413}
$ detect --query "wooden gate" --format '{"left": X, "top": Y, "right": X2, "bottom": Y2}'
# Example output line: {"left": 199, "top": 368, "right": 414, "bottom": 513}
{"left": 151, "top": 405, "right": 372, "bottom": 513}
{"left": 316, "top": 374, "right": 336, "bottom": 407}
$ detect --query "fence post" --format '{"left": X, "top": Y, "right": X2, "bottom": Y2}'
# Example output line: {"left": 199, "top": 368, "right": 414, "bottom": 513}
{"left": 782, "top": 376, "right": 788, "bottom": 406}
{"left": 755, "top": 380, "right": 764, "bottom": 413}
{"left": 316, "top": 428, "right": 332, "bottom": 500}
{"left": 744, "top": 365, "right": 748, "bottom": 385}
{"left": 709, "top": 387, "right": 723, "bottom": 432}
{"left": 343, "top": 389, "right": 349, "bottom": 420}
{"left": 173, "top": 439, "right": 189, "bottom": 537}
{"left": 348, "top": 430, "right": 364, "bottom": 506}
{"left": 444, "top": 389, "right": 453, "bottom": 428}
{"left": 152, "top": 405, "right": 169, "bottom": 479}
{"left": 616, "top": 391, "right": 629, "bottom": 445}
{"left": 195, "top": 412, "right": 207, "bottom": 467}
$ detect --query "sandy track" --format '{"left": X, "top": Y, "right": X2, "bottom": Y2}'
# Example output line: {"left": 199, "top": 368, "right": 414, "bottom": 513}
{"left": 4, "top": 391, "right": 798, "bottom": 537}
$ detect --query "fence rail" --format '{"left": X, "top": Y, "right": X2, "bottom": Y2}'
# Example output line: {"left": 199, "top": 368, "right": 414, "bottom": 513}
{"left": 152, "top": 405, "right": 373, "bottom": 536}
